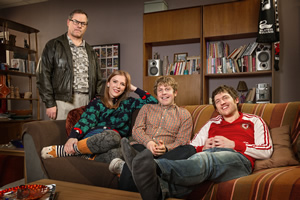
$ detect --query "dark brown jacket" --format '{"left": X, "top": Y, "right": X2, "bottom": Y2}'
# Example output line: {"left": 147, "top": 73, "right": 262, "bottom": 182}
{"left": 36, "top": 33, "right": 102, "bottom": 108}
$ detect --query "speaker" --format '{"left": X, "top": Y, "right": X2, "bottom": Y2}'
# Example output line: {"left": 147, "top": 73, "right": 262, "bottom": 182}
{"left": 148, "top": 59, "right": 162, "bottom": 76}
{"left": 256, "top": 43, "right": 271, "bottom": 71}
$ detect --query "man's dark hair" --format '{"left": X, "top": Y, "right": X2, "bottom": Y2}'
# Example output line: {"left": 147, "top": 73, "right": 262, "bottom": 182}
{"left": 68, "top": 9, "right": 89, "bottom": 23}
{"left": 212, "top": 85, "right": 239, "bottom": 109}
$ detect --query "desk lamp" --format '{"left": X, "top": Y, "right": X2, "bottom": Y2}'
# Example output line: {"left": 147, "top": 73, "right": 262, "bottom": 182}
{"left": 237, "top": 81, "right": 248, "bottom": 103}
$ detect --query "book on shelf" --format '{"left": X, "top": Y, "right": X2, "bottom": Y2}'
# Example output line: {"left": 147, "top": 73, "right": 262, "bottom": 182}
{"left": 187, "top": 56, "right": 201, "bottom": 75}
{"left": 235, "top": 44, "right": 248, "bottom": 72}
{"left": 227, "top": 47, "right": 239, "bottom": 59}
{"left": 206, "top": 41, "right": 259, "bottom": 74}
{"left": 222, "top": 57, "right": 227, "bottom": 73}
{"left": 167, "top": 60, "right": 194, "bottom": 76}
{"left": 206, "top": 41, "right": 228, "bottom": 74}
{"left": 242, "top": 42, "right": 258, "bottom": 72}
{"left": 245, "top": 87, "right": 256, "bottom": 103}
{"left": 229, "top": 44, "right": 249, "bottom": 73}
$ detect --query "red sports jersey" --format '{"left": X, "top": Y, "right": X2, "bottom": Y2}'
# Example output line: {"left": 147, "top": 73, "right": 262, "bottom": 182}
{"left": 190, "top": 112, "right": 273, "bottom": 169}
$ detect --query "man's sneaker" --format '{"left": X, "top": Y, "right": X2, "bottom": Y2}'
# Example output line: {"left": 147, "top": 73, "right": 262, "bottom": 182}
{"left": 109, "top": 158, "right": 125, "bottom": 175}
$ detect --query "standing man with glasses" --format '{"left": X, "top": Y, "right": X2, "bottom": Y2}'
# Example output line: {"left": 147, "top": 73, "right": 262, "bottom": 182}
{"left": 37, "top": 9, "right": 102, "bottom": 120}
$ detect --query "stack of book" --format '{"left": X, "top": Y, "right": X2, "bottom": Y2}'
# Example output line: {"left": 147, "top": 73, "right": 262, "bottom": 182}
{"left": 165, "top": 56, "right": 200, "bottom": 75}
{"left": 206, "top": 41, "right": 229, "bottom": 74}
{"left": 206, "top": 41, "right": 259, "bottom": 74}
{"left": 186, "top": 56, "right": 201, "bottom": 74}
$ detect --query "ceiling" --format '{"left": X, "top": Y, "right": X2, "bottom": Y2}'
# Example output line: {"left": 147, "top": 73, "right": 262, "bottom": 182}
{"left": 0, "top": 0, "right": 239, "bottom": 10}
{"left": 0, "top": 0, "right": 48, "bottom": 9}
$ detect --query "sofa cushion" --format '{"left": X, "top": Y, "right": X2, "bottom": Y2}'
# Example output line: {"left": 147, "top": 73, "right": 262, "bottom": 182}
{"left": 42, "top": 157, "right": 118, "bottom": 188}
{"left": 65, "top": 106, "right": 86, "bottom": 137}
{"left": 254, "top": 125, "right": 299, "bottom": 171}
{"left": 189, "top": 165, "right": 300, "bottom": 200}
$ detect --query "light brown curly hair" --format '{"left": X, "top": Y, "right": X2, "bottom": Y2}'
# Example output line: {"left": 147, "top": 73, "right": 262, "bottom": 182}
{"left": 153, "top": 76, "right": 178, "bottom": 96}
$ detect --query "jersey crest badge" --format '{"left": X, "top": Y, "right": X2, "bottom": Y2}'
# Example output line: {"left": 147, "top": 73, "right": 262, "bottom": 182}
{"left": 241, "top": 123, "right": 250, "bottom": 130}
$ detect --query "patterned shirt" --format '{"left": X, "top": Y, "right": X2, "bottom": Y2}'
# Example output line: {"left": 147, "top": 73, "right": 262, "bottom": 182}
{"left": 132, "top": 103, "right": 193, "bottom": 151}
{"left": 68, "top": 36, "right": 89, "bottom": 94}
{"left": 69, "top": 88, "right": 158, "bottom": 139}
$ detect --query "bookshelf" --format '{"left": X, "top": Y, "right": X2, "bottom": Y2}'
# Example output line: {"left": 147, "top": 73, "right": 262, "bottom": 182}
{"left": 202, "top": 0, "right": 274, "bottom": 104}
{"left": 0, "top": 18, "right": 39, "bottom": 144}
{"left": 143, "top": 0, "right": 275, "bottom": 105}
{"left": 143, "top": 7, "right": 202, "bottom": 106}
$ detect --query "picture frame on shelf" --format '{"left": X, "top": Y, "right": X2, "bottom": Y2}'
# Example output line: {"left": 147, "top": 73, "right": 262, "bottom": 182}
{"left": 93, "top": 43, "right": 120, "bottom": 79}
{"left": 173, "top": 52, "right": 188, "bottom": 63}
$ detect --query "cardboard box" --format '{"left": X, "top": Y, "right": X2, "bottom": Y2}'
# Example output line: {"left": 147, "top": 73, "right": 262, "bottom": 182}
{"left": 144, "top": 0, "right": 168, "bottom": 13}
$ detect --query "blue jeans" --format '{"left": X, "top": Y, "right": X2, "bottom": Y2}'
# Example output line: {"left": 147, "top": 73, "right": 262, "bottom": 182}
{"left": 155, "top": 148, "right": 252, "bottom": 199}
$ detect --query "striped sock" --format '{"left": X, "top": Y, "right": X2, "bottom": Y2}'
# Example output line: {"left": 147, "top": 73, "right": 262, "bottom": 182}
{"left": 73, "top": 144, "right": 81, "bottom": 154}
{"left": 41, "top": 145, "right": 74, "bottom": 159}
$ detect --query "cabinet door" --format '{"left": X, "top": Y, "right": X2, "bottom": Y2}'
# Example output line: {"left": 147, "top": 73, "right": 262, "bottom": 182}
{"left": 203, "top": 0, "right": 260, "bottom": 37}
{"left": 144, "top": 7, "right": 201, "bottom": 43}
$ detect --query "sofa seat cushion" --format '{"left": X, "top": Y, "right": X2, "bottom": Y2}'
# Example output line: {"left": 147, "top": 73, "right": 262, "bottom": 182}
{"left": 42, "top": 157, "right": 118, "bottom": 189}
{"left": 187, "top": 166, "right": 300, "bottom": 199}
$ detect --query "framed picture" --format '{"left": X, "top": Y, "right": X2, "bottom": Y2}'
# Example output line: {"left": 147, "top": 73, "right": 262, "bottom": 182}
{"left": 93, "top": 43, "right": 120, "bottom": 79}
{"left": 174, "top": 52, "right": 188, "bottom": 63}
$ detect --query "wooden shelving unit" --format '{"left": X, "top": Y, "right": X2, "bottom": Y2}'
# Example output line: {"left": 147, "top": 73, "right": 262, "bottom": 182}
{"left": 202, "top": 0, "right": 274, "bottom": 104}
{"left": 0, "top": 18, "right": 39, "bottom": 144}
{"left": 143, "top": 7, "right": 203, "bottom": 106}
{"left": 143, "top": 0, "right": 274, "bottom": 105}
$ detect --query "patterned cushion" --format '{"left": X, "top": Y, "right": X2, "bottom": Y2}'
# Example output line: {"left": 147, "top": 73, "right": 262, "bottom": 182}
{"left": 65, "top": 106, "right": 86, "bottom": 136}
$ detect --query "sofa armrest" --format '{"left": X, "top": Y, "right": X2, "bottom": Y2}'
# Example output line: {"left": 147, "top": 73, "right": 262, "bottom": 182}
{"left": 22, "top": 120, "right": 67, "bottom": 183}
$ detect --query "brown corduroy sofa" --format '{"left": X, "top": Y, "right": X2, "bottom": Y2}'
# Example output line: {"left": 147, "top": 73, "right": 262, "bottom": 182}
{"left": 22, "top": 102, "right": 300, "bottom": 199}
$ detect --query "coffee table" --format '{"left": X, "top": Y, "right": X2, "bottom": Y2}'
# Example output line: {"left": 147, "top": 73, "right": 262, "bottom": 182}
{"left": 0, "top": 146, "right": 24, "bottom": 157}
{"left": 29, "top": 179, "right": 181, "bottom": 200}
{"left": 0, "top": 146, "right": 25, "bottom": 185}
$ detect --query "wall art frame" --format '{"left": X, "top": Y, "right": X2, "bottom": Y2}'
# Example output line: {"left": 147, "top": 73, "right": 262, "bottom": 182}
{"left": 173, "top": 52, "right": 188, "bottom": 63}
{"left": 93, "top": 43, "right": 120, "bottom": 79}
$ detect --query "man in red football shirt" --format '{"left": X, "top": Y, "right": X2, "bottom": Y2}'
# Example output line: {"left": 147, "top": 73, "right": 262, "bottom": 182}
{"left": 121, "top": 85, "right": 273, "bottom": 200}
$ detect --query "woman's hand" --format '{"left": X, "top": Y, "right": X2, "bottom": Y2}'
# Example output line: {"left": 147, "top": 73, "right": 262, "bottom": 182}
{"left": 64, "top": 138, "right": 78, "bottom": 154}
{"left": 130, "top": 84, "right": 137, "bottom": 92}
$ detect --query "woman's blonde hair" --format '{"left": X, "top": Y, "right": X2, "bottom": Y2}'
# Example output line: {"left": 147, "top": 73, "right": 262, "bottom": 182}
{"left": 101, "top": 70, "right": 131, "bottom": 109}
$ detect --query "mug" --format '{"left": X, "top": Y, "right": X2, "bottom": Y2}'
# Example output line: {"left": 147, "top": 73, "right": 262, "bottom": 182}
{"left": 24, "top": 92, "right": 32, "bottom": 99}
